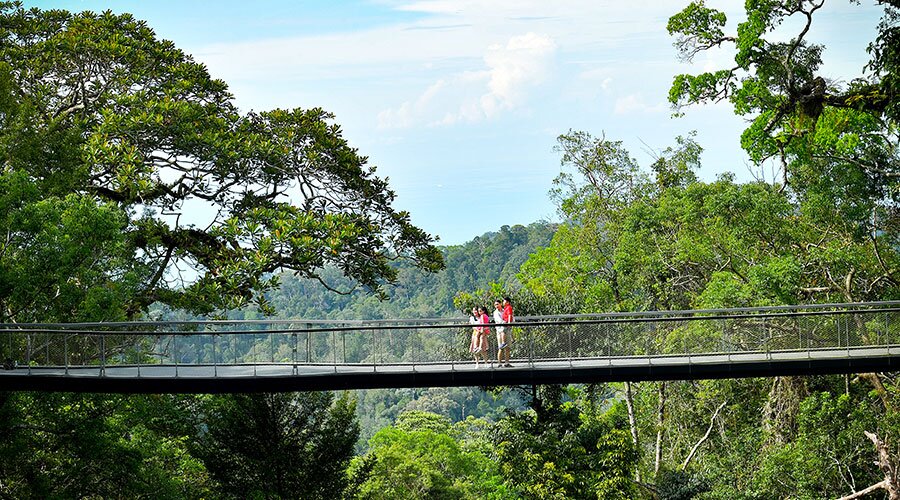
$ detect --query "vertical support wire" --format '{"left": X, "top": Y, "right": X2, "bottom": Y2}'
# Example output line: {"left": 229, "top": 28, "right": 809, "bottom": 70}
{"left": 607, "top": 322, "right": 612, "bottom": 368}
{"left": 100, "top": 334, "right": 106, "bottom": 377}
{"left": 292, "top": 327, "right": 298, "bottom": 375}
{"left": 136, "top": 330, "right": 141, "bottom": 379}
{"left": 213, "top": 331, "right": 218, "bottom": 378}
{"left": 725, "top": 319, "right": 731, "bottom": 363}
{"left": 174, "top": 334, "right": 179, "bottom": 378}
{"left": 846, "top": 314, "right": 851, "bottom": 358}
{"left": 450, "top": 323, "right": 457, "bottom": 373}
{"left": 529, "top": 321, "right": 535, "bottom": 369}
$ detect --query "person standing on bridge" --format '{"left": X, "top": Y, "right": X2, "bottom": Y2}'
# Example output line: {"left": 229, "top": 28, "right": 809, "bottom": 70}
{"left": 499, "top": 297, "right": 514, "bottom": 367}
{"left": 494, "top": 300, "right": 507, "bottom": 366}
{"left": 469, "top": 307, "right": 488, "bottom": 367}
{"left": 477, "top": 306, "right": 492, "bottom": 368}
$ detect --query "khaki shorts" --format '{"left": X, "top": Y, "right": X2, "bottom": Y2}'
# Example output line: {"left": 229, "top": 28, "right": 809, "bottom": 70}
{"left": 496, "top": 327, "right": 509, "bottom": 349}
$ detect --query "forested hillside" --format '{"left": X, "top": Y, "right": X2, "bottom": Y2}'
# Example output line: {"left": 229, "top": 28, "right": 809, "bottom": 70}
{"left": 264, "top": 222, "right": 556, "bottom": 320}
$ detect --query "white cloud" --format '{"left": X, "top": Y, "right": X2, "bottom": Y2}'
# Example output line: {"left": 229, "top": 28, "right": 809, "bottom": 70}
{"left": 613, "top": 94, "right": 666, "bottom": 115}
{"left": 378, "top": 32, "right": 557, "bottom": 128}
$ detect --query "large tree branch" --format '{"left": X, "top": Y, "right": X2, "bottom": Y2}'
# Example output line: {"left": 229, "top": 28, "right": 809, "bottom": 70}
{"left": 836, "top": 480, "right": 892, "bottom": 500}
{"left": 838, "top": 431, "right": 900, "bottom": 500}
{"left": 784, "top": 0, "right": 824, "bottom": 89}
{"left": 681, "top": 400, "right": 727, "bottom": 470}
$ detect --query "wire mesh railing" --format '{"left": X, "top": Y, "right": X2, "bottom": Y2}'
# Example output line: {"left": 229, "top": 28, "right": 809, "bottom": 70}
{"left": 0, "top": 302, "right": 898, "bottom": 375}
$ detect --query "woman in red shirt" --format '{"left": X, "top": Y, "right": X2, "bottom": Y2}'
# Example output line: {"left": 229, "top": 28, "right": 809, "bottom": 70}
{"left": 499, "top": 297, "right": 514, "bottom": 367}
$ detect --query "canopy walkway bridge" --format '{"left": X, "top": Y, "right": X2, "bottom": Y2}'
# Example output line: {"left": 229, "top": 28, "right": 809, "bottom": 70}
{"left": 1, "top": 302, "right": 898, "bottom": 393}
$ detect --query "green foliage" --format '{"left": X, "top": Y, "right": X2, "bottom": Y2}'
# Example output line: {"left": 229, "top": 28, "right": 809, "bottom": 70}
{"left": 195, "top": 392, "right": 358, "bottom": 499}
{"left": 522, "top": 128, "right": 898, "bottom": 316}
{"left": 666, "top": 1, "right": 730, "bottom": 62}
{"left": 347, "top": 410, "right": 511, "bottom": 499}
{"left": 353, "top": 386, "right": 523, "bottom": 453}
{"left": 655, "top": 469, "right": 710, "bottom": 500}
{"left": 0, "top": 392, "right": 212, "bottom": 498}
{"left": 493, "top": 389, "right": 639, "bottom": 499}
{"left": 517, "top": 99, "right": 897, "bottom": 496}
{"left": 0, "top": 169, "right": 133, "bottom": 322}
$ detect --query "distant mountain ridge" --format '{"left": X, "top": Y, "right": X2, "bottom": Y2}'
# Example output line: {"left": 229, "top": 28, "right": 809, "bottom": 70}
{"left": 262, "top": 222, "right": 557, "bottom": 320}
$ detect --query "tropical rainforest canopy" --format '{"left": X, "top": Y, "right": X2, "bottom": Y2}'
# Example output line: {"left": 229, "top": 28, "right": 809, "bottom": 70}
{"left": 1, "top": 0, "right": 899, "bottom": 498}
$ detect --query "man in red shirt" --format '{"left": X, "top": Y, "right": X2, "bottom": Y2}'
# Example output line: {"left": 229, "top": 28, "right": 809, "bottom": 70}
{"left": 499, "top": 297, "right": 514, "bottom": 367}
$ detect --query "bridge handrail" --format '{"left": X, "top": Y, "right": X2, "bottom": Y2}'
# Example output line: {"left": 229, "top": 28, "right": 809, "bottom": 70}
{"left": 0, "top": 301, "right": 897, "bottom": 335}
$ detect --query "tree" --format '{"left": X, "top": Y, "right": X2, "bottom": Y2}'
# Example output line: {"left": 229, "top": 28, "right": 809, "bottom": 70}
{"left": 346, "top": 410, "right": 510, "bottom": 499}
{"left": 667, "top": 1, "right": 898, "bottom": 280}
{"left": 492, "top": 385, "right": 639, "bottom": 499}
{"left": 662, "top": 7, "right": 900, "bottom": 495}
{"left": 195, "top": 391, "right": 358, "bottom": 499}
{"left": 515, "top": 120, "right": 898, "bottom": 494}
{"left": 0, "top": 2, "right": 443, "bottom": 322}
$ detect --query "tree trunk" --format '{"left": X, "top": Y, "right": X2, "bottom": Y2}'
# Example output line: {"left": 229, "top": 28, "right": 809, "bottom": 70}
{"left": 625, "top": 381, "right": 639, "bottom": 446}
{"left": 625, "top": 381, "right": 640, "bottom": 482}
{"left": 654, "top": 381, "right": 666, "bottom": 476}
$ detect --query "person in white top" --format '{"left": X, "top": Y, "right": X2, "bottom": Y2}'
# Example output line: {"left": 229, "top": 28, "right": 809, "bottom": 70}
{"left": 468, "top": 307, "right": 488, "bottom": 367}
{"left": 494, "top": 299, "right": 512, "bottom": 368}
{"left": 494, "top": 299, "right": 508, "bottom": 367}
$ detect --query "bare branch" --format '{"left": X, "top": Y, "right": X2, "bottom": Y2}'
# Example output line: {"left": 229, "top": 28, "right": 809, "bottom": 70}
{"left": 836, "top": 480, "right": 891, "bottom": 500}
{"left": 682, "top": 400, "right": 727, "bottom": 470}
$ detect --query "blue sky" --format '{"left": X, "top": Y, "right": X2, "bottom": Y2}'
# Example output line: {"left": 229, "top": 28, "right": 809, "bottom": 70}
{"left": 26, "top": 0, "right": 885, "bottom": 244}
